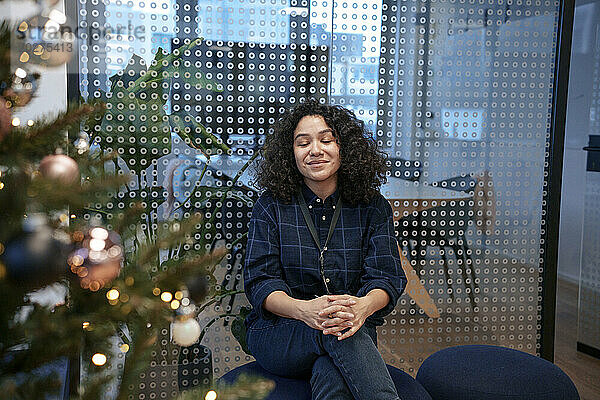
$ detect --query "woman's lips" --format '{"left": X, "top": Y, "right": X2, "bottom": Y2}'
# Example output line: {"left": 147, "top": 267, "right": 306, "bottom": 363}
{"left": 308, "top": 161, "right": 328, "bottom": 169}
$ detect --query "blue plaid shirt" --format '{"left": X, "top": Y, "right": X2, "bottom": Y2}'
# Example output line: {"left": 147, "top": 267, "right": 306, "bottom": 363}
{"left": 243, "top": 183, "right": 406, "bottom": 327}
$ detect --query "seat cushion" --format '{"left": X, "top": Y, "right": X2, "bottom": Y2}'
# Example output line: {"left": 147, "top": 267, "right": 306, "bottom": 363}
{"left": 220, "top": 361, "right": 432, "bottom": 400}
{"left": 416, "top": 345, "right": 579, "bottom": 400}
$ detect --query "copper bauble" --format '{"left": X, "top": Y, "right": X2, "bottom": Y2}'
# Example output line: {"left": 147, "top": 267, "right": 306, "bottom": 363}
{"left": 68, "top": 227, "right": 123, "bottom": 291}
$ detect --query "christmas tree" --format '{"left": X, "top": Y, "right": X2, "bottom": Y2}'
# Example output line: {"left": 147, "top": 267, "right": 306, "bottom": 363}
{"left": 0, "top": 9, "right": 269, "bottom": 400}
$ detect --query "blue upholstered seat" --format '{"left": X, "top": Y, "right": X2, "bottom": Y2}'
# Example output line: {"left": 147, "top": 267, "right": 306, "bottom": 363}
{"left": 415, "top": 345, "right": 579, "bottom": 400}
{"left": 219, "top": 361, "right": 432, "bottom": 400}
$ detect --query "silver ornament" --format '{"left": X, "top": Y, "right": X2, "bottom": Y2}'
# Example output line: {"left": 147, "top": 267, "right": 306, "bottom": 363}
{"left": 171, "top": 317, "right": 202, "bottom": 347}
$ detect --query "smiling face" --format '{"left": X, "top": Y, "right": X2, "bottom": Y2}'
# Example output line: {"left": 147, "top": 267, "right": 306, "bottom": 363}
{"left": 293, "top": 115, "right": 341, "bottom": 193}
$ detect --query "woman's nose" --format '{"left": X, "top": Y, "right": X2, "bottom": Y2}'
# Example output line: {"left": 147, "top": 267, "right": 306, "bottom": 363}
{"left": 309, "top": 142, "right": 322, "bottom": 155}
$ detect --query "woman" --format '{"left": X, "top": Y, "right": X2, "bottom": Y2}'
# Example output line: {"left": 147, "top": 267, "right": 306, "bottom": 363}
{"left": 243, "top": 99, "right": 406, "bottom": 399}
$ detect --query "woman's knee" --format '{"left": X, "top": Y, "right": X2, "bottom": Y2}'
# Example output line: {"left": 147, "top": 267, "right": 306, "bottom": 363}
{"left": 310, "top": 355, "right": 353, "bottom": 400}
{"left": 321, "top": 325, "right": 382, "bottom": 365}
{"left": 335, "top": 324, "right": 376, "bottom": 347}
{"left": 247, "top": 317, "right": 321, "bottom": 378}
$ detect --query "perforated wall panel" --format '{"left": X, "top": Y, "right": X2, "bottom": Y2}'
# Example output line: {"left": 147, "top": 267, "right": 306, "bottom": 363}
{"left": 72, "top": 0, "right": 563, "bottom": 395}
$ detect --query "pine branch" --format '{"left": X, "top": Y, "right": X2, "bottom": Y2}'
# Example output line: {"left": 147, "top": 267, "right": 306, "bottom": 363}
{"left": 27, "top": 173, "right": 130, "bottom": 212}
{"left": 25, "top": 103, "right": 104, "bottom": 142}
{"left": 0, "top": 102, "right": 105, "bottom": 162}
{"left": 196, "top": 290, "right": 244, "bottom": 315}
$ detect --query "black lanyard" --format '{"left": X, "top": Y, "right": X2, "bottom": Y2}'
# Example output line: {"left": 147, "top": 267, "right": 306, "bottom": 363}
{"left": 297, "top": 187, "right": 342, "bottom": 294}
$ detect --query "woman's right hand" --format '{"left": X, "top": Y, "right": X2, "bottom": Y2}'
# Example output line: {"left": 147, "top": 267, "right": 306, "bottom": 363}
{"left": 296, "top": 295, "right": 356, "bottom": 332}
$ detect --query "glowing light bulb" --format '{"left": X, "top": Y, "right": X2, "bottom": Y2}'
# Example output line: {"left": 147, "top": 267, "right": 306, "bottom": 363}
{"left": 90, "top": 227, "right": 109, "bottom": 240}
{"left": 89, "top": 238, "right": 106, "bottom": 251}
{"left": 205, "top": 390, "right": 217, "bottom": 400}
{"left": 160, "top": 291, "right": 173, "bottom": 302}
{"left": 14, "top": 68, "right": 27, "bottom": 79}
{"left": 91, "top": 353, "right": 107, "bottom": 366}
{"left": 106, "top": 289, "right": 120, "bottom": 301}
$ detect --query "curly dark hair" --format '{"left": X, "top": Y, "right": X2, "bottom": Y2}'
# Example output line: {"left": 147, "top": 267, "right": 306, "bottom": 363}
{"left": 252, "top": 99, "right": 389, "bottom": 206}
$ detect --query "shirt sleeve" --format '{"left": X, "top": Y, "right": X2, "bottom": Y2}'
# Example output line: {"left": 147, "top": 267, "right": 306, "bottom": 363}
{"left": 356, "top": 195, "right": 407, "bottom": 320}
{"left": 243, "top": 193, "right": 292, "bottom": 320}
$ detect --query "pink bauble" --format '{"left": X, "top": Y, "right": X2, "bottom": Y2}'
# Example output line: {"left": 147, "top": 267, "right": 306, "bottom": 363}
{"left": 39, "top": 154, "right": 80, "bottom": 184}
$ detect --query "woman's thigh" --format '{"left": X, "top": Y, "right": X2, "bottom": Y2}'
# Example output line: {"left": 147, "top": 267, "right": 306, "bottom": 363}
{"left": 247, "top": 317, "right": 324, "bottom": 378}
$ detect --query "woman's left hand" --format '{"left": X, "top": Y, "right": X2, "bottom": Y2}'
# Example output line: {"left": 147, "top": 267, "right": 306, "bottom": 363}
{"left": 318, "top": 294, "right": 372, "bottom": 340}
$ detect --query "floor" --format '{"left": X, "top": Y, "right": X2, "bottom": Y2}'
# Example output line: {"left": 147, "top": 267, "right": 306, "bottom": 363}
{"left": 554, "top": 278, "right": 600, "bottom": 400}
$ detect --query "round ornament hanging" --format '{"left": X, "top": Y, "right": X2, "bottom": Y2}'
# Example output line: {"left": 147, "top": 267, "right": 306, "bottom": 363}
{"left": 68, "top": 227, "right": 123, "bottom": 291}
{"left": 0, "top": 214, "right": 71, "bottom": 290}
{"left": 171, "top": 317, "right": 202, "bottom": 347}
{"left": 39, "top": 154, "right": 79, "bottom": 185}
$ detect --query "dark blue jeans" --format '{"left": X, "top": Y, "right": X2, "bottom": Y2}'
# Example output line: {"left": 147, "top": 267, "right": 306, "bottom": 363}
{"left": 247, "top": 317, "right": 400, "bottom": 400}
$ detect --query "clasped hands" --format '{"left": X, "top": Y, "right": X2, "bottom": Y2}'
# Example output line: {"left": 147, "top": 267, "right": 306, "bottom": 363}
{"left": 302, "top": 294, "right": 371, "bottom": 341}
